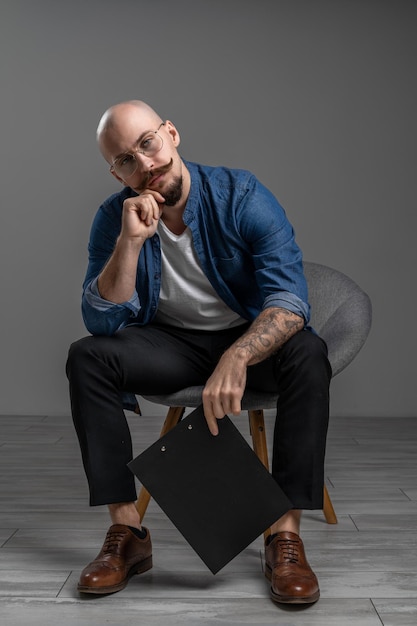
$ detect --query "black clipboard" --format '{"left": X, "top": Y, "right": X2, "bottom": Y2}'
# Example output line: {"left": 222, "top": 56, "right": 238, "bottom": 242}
{"left": 128, "top": 405, "right": 292, "bottom": 574}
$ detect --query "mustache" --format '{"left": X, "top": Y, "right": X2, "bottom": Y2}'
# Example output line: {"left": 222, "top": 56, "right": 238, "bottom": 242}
{"left": 140, "top": 158, "right": 174, "bottom": 189}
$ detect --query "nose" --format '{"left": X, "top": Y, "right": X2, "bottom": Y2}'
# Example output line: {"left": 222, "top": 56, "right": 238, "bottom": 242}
{"left": 127, "top": 151, "right": 154, "bottom": 180}
{"left": 133, "top": 149, "right": 155, "bottom": 171}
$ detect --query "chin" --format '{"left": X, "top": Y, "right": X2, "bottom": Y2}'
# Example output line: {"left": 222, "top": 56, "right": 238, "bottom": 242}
{"left": 163, "top": 176, "right": 183, "bottom": 206}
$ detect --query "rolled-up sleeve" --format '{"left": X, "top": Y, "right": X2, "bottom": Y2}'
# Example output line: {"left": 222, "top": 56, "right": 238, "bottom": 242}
{"left": 263, "top": 291, "right": 310, "bottom": 323}
{"left": 82, "top": 277, "right": 140, "bottom": 336}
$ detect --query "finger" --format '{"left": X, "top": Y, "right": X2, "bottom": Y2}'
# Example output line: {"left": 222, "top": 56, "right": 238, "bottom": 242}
{"left": 229, "top": 395, "right": 242, "bottom": 416}
{"left": 202, "top": 399, "right": 220, "bottom": 436}
{"left": 139, "top": 206, "right": 155, "bottom": 226}
{"left": 215, "top": 390, "right": 242, "bottom": 417}
{"left": 153, "top": 203, "right": 163, "bottom": 221}
{"left": 138, "top": 189, "right": 166, "bottom": 204}
{"left": 134, "top": 198, "right": 161, "bottom": 226}
{"left": 126, "top": 192, "right": 164, "bottom": 216}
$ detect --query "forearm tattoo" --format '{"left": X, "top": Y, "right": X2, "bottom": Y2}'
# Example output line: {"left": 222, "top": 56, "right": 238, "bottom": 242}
{"left": 234, "top": 307, "right": 304, "bottom": 365}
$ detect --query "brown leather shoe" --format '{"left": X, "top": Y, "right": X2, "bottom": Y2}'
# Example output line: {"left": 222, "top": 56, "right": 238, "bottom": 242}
{"left": 78, "top": 524, "right": 152, "bottom": 594}
{"left": 264, "top": 531, "right": 320, "bottom": 604}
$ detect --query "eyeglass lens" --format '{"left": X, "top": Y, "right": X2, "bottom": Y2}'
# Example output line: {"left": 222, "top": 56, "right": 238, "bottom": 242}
{"left": 113, "top": 130, "right": 163, "bottom": 177}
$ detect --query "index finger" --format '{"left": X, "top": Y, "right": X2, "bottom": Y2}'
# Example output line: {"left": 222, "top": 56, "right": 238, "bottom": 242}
{"left": 137, "top": 188, "right": 166, "bottom": 203}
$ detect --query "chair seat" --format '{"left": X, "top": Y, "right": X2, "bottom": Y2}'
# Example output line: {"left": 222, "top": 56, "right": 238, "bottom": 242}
{"left": 143, "top": 387, "right": 278, "bottom": 411}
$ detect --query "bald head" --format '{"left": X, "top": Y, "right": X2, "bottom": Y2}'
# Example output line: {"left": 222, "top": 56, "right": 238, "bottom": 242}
{"left": 96, "top": 100, "right": 164, "bottom": 161}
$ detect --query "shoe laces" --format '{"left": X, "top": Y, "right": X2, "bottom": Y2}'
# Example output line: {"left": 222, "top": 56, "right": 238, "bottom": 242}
{"left": 277, "top": 537, "right": 300, "bottom": 564}
{"left": 102, "top": 529, "right": 126, "bottom": 555}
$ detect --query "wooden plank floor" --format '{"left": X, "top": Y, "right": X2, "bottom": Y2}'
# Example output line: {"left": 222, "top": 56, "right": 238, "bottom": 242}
{"left": 0, "top": 410, "right": 416, "bottom": 625}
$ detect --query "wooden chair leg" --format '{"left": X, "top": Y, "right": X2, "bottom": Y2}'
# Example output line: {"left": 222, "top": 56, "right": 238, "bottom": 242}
{"left": 323, "top": 483, "right": 338, "bottom": 524}
{"left": 248, "top": 410, "right": 270, "bottom": 471}
{"left": 136, "top": 406, "right": 185, "bottom": 521}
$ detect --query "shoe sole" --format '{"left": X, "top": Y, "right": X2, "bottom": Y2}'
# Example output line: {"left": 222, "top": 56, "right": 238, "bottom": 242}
{"left": 264, "top": 563, "right": 320, "bottom": 605}
{"left": 77, "top": 555, "right": 153, "bottom": 595}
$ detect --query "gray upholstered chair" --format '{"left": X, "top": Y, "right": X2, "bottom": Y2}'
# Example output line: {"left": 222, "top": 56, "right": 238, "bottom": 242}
{"left": 136, "top": 261, "right": 372, "bottom": 527}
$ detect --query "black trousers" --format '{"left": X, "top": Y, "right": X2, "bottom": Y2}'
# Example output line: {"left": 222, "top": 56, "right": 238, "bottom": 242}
{"left": 66, "top": 324, "right": 331, "bottom": 510}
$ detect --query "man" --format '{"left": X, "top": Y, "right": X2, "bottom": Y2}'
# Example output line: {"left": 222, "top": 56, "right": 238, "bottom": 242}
{"left": 66, "top": 100, "right": 331, "bottom": 605}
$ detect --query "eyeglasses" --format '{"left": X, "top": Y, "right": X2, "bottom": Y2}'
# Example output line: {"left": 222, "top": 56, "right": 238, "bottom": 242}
{"left": 110, "top": 122, "right": 165, "bottom": 178}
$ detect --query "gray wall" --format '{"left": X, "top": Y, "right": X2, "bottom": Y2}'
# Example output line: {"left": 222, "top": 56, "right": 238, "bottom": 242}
{"left": 0, "top": 0, "right": 415, "bottom": 417}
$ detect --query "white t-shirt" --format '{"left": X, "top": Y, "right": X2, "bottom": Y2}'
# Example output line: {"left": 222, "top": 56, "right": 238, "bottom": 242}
{"left": 153, "top": 221, "right": 246, "bottom": 330}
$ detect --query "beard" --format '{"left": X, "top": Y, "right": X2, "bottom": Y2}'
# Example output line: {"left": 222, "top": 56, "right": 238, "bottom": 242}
{"left": 137, "top": 158, "right": 183, "bottom": 206}
{"left": 162, "top": 174, "right": 183, "bottom": 206}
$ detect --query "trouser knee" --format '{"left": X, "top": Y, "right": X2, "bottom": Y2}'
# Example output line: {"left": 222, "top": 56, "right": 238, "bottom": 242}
{"left": 66, "top": 335, "right": 118, "bottom": 380}
{"left": 66, "top": 336, "right": 88, "bottom": 376}
{"left": 277, "top": 331, "right": 332, "bottom": 387}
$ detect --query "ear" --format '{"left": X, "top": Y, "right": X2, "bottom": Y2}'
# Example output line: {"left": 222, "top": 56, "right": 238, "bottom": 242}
{"left": 164, "top": 120, "right": 181, "bottom": 147}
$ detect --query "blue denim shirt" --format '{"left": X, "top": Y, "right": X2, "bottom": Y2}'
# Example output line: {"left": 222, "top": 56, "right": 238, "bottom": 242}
{"left": 82, "top": 160, "right": 310, "bottom": 336}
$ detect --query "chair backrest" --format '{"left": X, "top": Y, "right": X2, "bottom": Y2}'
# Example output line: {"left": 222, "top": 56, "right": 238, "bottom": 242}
{"left": 303, "top": 261, "right": 372, "bottom": 376}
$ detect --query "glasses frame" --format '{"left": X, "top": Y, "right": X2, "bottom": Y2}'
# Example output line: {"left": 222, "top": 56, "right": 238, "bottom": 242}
{"left": 110, "top": 122, "right": 165, "bottom": 178}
